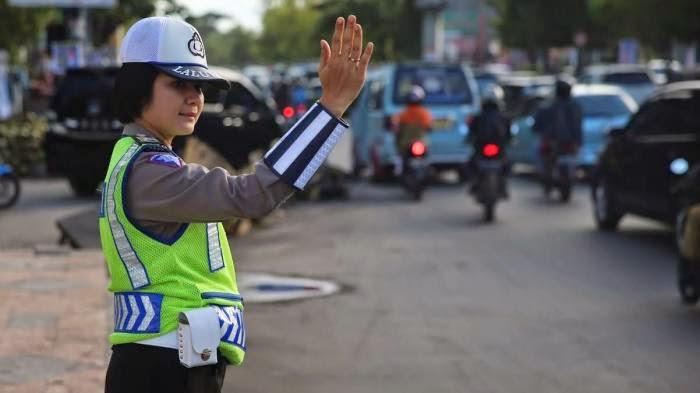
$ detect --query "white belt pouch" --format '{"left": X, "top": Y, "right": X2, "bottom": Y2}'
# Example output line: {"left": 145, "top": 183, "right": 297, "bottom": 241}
{"left": 177, "top": 307, "right": 220, "bottom": 368}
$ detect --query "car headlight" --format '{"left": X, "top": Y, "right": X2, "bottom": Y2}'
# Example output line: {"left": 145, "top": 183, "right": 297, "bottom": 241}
{"left": 51, "top": 123, "right": 67, "bottom": 135}
{"left": 510, "top": 123, "right": 520, "bottom": 135}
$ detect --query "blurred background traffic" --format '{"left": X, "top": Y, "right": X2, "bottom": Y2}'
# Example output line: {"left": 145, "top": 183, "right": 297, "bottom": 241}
{"left": 2, "top": 1, "right": 700, "bottom": 391}
{"left": 0, "top": 0, "right": 699, "bottom": 289}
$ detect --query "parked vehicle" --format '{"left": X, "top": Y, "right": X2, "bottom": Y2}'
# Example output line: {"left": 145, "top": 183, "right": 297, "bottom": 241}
{"left": 349, "top": 63, "right": 479, "bottom": 181}
{"left": 509, "top": 84, "right": 637, "bottom": 173}
{"left": 591, "top": 81, "right": 700, "bottom": 234}
{"left": 400, "top": 139, "right": 430, "bottom": 200}
{"left": 470, "top": 143, "right": 508, "bottom": 221}
{"left": 45, "top": 66, "right": 282, "bottom": 196}
{"left": 0, "top": 162, "right": 19, "bottom": 209}
{"left": 45, "top": 66, "right": 122, "bottom": 196}
{"left": 579, "top": 64, "right": 658, "bottom": 104}
{"left": 647, "top": 59, "right": 683, "bottom": 85}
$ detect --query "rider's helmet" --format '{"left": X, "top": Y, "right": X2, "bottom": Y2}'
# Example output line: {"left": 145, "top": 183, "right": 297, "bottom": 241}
{"left": 406, "top": 85, "right": 426, "bottom": 105}
{"left": 481, "top": 84, "right": 505, "bottom": 111}
{"left": 555, "top": 77, "right": 574, "bottom": 99}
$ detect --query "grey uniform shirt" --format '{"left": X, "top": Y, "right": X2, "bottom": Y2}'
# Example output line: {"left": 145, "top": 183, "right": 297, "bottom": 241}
{"left": 122, "top": 123, "right": 295, "bottom": 239}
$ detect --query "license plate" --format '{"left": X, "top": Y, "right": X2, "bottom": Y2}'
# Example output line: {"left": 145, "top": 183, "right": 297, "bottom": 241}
{"left": 433, "top": 118, "right": 453, "bottom": 130}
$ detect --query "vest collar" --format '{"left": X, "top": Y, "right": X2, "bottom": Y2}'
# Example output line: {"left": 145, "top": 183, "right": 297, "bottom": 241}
{"left": 122, "top": 123, "right": 170, "bottom": 147}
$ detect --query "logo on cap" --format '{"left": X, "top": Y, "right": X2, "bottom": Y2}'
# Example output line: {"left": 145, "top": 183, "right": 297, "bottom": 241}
{"left": 188, "top": 32, "right": 205, "bottom": 58}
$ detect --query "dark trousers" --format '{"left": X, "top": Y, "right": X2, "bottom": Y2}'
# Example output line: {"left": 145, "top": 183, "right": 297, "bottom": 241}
{"left": 105, "top": 344, "right": 226, "bottom": 393}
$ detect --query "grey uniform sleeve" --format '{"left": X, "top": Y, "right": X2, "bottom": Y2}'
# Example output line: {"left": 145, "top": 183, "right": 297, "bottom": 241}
{"left": 126, "top": 151, "right": 295, "bottom": 223}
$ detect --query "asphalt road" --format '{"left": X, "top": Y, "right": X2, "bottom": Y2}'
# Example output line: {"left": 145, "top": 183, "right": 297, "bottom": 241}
{"left": 0, "top": 178, "right": 96, "bottom": 249}
{"left": 2, "top": 177, "right": 698, "bottom": 392}
{"left": 227, "top": 178, "right": 699, "bottom": 393}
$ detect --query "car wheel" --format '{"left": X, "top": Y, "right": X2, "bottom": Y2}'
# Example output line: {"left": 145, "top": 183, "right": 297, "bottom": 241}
{"left": 675, "top": 208, "right": 689, "bottom": 253}
{"left": 592, "top": 178, "right": 623, "bottom": 231}
{"left": 678, "top": 257, "right": 700, "bottom": 306}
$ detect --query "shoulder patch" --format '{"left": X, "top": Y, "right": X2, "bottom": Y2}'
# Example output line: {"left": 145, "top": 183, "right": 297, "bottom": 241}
{"left": 147, "top": 154, "right": 182, "bottom": 168}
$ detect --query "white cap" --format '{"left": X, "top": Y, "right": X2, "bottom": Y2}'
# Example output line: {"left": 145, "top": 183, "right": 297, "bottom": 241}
{"left": 119, "top": 16, "right": 229, "bottom": 89}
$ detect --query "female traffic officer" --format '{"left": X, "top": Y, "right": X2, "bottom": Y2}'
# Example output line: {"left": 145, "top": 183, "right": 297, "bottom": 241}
{"left": 101, "top": 15, "right": 373, "bottom": 393}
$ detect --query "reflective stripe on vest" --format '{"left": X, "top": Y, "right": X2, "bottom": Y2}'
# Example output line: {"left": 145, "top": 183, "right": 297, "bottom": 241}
{"left": 106, "top": 143, "right": 150, "bottom": 289}
{"left": 207, "top": 223, "right": 225, "bottom": 272}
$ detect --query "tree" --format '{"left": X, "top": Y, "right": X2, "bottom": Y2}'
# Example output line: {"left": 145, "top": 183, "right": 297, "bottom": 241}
{"left": 258, "top": 0, "right": 320, "bottom": 63}
{"left": 589, "top": 0, "right": 700, "bottom": 53}
{"left": 0, "top": 0, "right": 57, "bottom": 63}
{"left": 90, "top": 0, "right": 162, "bottom": 45}
{"left": 206, "top": 26, "right": 261, "bottom": 66}
{"left": 488, "top": 0, "right": 590, "bottom": 67}
{"left": 312, "top": 0, "right": 422, "bottom": 61}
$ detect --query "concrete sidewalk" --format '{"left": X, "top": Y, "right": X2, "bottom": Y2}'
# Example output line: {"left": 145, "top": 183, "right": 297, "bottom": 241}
{"left": 0, "top": 249, "right": 108, "bottom": 393}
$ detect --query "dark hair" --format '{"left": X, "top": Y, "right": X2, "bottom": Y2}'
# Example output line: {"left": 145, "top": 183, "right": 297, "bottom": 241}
{"left": 114, "top": 63, "right": 159, "bottom": 123}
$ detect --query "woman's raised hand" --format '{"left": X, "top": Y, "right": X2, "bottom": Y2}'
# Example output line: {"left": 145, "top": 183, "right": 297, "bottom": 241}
{"left": 318, "top": 15, "right": 374, "bottom": 118}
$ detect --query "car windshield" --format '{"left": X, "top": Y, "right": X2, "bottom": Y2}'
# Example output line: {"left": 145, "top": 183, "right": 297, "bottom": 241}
{"left": 393, "top": 66, "right": 473, "bottom": 105}
{"left": 51, "top": 68, "right": 118, "bottom": 119}
{"left": 602, "top": 72, "right": 652, "bottom": 85}
{"left": 574, "top": 94, "right": 633, "bottom": 117}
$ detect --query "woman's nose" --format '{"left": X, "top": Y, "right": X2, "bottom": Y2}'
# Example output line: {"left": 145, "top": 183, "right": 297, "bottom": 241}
{"left": 184, "top": 87, "right": 202, "bottom": 105}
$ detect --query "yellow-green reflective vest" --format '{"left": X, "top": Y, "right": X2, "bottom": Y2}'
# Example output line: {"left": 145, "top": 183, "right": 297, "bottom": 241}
{"left": 99, "top": 136, "right": 245, "bottom": 365}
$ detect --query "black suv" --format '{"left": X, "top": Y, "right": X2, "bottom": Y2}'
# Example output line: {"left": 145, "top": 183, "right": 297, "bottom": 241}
{"left": 591, "top": 81, "right": 700, "bottom": 232}
{"left": 45, "top": 67, "right": 122, "bottom": 195}
{"left": 45, "top": 66, "right": 283, "bottom": 196}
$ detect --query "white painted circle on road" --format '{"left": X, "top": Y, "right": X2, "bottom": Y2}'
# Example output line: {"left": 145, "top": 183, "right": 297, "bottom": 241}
{"left": 237, "top": 273, "right": 341, "bottom": 303}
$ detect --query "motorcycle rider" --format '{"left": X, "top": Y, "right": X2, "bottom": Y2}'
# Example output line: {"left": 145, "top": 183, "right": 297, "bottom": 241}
{"left": 532, "top": 77, "right": 582, "bottom": 191}
{"left": 393, "top": 85, "right": 432, "bottom": 175}
{"left": 465, "top": 85, "right": 511, "bottom": 196}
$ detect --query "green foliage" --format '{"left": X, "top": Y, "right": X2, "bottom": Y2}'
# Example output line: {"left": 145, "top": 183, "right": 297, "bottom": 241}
{"left": 258, "top": 0, "right": 320, "bottom": 63}
{"left": 589, "top": 0, "right": 700, "bottom": 50}
{"left": 0, "top": 113, "right": 48, "bottom": 176}
{"left": 0, "top": 0, "right": 57, "bottom": 63}
{"left": 312, "top": 0, "right": 422, "bottom": 61}
{"left": 491, "top": 0, "right": 700, "bottom": 54}
{"left": 206, "top": 26, "right": 261, "bottom": 66}
{"left": 488, "top": 0, "right": 590, "bottom": 50}
{"left": 90, "top": 0, "right": 160, "bottom": 45}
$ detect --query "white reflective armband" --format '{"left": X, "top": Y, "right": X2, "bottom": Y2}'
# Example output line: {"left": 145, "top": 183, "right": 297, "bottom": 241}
{"left": 264, "top": 102, "right": 349, "bottom": 190}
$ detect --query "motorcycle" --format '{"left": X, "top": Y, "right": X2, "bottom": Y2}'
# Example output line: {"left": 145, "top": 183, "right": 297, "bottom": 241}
{"left": 400, "top": 140, "right": 430, "bottom": 201}
{"left": 471, "top": 143, "right": 508, "bottom": 222}
{"left": 540, "top": 140, "right": 577, "bottom": 202}
{"left": 0, "top": 163, "right": 20, "bottom": 209}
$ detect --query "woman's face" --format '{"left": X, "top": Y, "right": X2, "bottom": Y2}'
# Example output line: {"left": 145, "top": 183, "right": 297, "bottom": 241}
{"left": 138, "top": 73, "right": 204, "bottom": 143}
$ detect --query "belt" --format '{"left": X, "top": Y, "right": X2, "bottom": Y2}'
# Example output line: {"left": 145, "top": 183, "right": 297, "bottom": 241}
{"left": 137, "top": 331, "right": 177, "bottom": 349}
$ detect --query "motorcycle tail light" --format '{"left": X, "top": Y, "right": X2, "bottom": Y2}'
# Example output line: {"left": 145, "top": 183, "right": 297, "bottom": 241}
{"left": 410, "top": 141, "right": 427, "bottom": 157}
{"left": 482, "top": 144, "right": 500, "bottom": 157}
{"left": 282, "top": 106, "right": 295, "bottom": 118}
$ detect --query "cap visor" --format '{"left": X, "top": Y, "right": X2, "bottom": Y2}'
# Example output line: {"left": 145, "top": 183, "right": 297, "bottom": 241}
{"left": 154, "top": 64, "right": 230, "bottom": 90}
